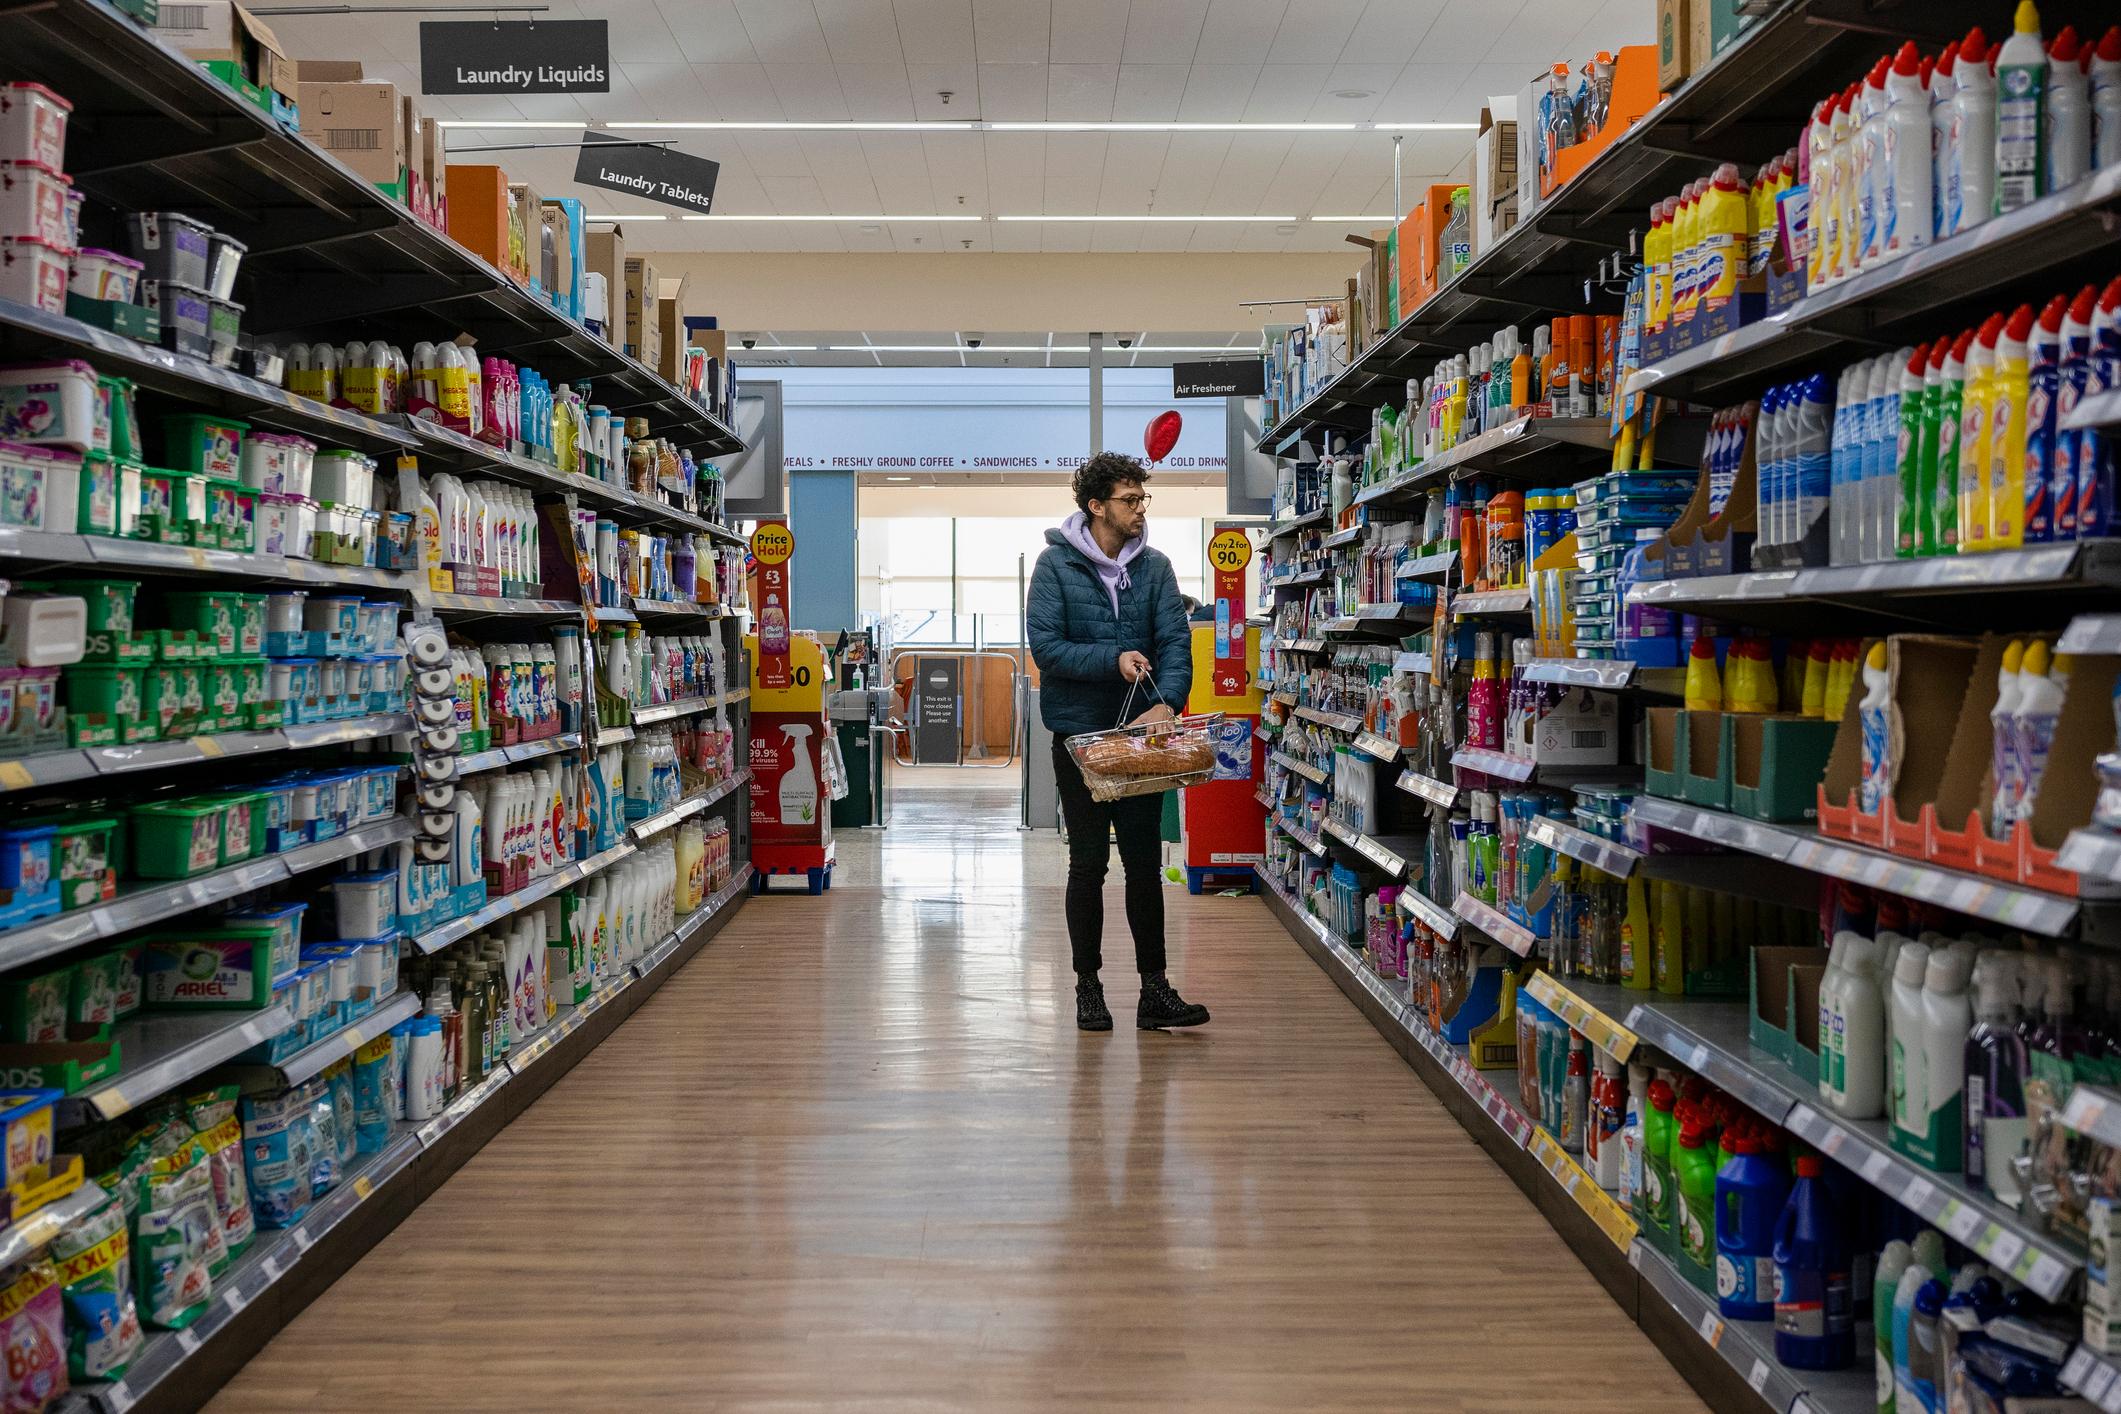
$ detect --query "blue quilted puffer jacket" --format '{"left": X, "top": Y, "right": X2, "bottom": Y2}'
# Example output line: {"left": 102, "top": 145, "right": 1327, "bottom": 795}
{"left": 1026, "top": 527, "right": 1192, "bottom": 738}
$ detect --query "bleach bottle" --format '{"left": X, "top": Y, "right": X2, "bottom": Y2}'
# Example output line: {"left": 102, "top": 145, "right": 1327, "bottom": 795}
{"left": 2096, "top": 26, "right": 2121, "bottom": 166}
{"left": 1715, "top": 1125, "right": 1789, "bottom": 1321}
{"left": 1773, "top": 1154, "right": 1856, "bottom": 1369}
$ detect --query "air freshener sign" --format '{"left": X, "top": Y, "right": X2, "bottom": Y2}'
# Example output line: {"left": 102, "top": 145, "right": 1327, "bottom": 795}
{"left": 751, "top": 520, "right": 794, "bottom": 690}
{"left": 1208, "top": 526, "right": 1251, "bottom": 698}
{"left": 573, "top": 131, "right": 719, "bottom": 215}
{"left": 419, "top": 21, "right": 609, "bottom": 95}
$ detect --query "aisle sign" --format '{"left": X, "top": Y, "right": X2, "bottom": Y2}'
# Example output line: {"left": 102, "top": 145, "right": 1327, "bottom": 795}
{"left": 574, "top": 131, "right": 719, "bottom": 215}
{"left": 751, "top": 520, "right": 794, "bottom": 690}
{"left": 1209, "top": 525, "right": 1252, "bottom": 698}
{"left": 419, "top": 21, "right": 610, "bottom": 95}
{"left": 1173, "top": 360, "right": 1265, "bottom": 398}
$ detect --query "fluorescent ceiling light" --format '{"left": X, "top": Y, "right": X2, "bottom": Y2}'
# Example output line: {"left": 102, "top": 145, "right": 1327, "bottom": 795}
{"left": 441, "top": 118, "right": 1479, "bottom": 133}
{"left": 987, "top": 121, "right": 1354, "bottom": 132}
{"left": 436, "top": 120, "right": 578, "bottom": 129}
{"left": 822, "top": 343, "right": 1238, "bottom": 354}
{"left": 676, "top": 214, "right": 981, "bottom": 222}
{"left": 607, "top": 121, "right": 975, "bottom": 131}
{"left": 997, "top": 214, "right": 1295, "bottom": 222}
{"left": 740, "top": 345, "right": 818, "bottom": 351}
{"left": 886, "top": 475, "right": 914, "bottom": 481}
{"left": 1374, "top": 122, "right": 1481, "bottom": 131}
{"left": 584, "top": 213, "right": 667, "bottom": 221}
{"left": 1311, "top": 215, "right": 1396, "bottom": 222}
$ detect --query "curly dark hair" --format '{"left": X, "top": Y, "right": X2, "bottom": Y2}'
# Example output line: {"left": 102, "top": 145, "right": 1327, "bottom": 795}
{"left": 1072, "top": 451, "right": 1151, "bottom": 512}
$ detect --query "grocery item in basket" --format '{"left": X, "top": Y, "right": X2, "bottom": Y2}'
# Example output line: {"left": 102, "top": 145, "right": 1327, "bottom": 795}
{"left": 1210, "top": 718, "right": 1252, "bottom": 782}
{"left": 52, "top": 1189, "right": 141, "bottom": 1382}
{"left": 0, "top": 1258, "right": 65, "bottom": 1411}
{"left": 1079, "top": 731, "right": 1214, "bottom": 778}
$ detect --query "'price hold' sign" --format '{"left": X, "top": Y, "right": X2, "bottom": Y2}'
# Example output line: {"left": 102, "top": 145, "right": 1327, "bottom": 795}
{"left": 751, "top": 522, "right": 794, "bottom": 565}
{"left": 1209, "top": 527, "right": 1252, "bottom": 698}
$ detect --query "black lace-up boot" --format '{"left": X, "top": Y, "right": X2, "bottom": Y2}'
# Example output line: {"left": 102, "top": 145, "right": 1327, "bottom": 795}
{"left": 1137, "top": 973, "right": 1210, "bottom": 1030}
{"left": 1076, "top": 975, "right": 1113, "bottom": 1031}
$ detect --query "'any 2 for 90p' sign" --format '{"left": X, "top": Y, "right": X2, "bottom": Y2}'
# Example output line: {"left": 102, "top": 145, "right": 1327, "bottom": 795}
{"left": 1209, "top": 528, "right": 1252, "bottom": 698}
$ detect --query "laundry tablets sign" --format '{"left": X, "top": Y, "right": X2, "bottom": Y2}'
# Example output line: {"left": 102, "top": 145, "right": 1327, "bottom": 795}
{"left": 419, "top": 21, "right": 609, "bottom": 95}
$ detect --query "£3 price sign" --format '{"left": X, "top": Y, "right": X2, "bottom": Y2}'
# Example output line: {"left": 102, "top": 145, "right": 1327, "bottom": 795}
{"left": 1209, "top": 527, "right": 1252, "bottom": 698}
{"left": 751, "top": 520, "right": 795, "bottom": 690}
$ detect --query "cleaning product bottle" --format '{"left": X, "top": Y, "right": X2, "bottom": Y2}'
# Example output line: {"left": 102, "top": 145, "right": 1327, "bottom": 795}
{"left": 1965, "top": 950, "right": 2028, "bottom": 1199}
{"left": 1995, "top": 1, "right": 2049, "bottom": 214}
{"left": 1905, "top": 1276, "right": 1949, "bottom": 1413}
{"left": 1896, "top": 342, "right": 1931, "bottom": 556}
{"left": 1858, "top": 642, "right": 1893, "bottom": 813}
{"left": 1874, "top": 1238, "right": 1912, "bottom": 1412}
{"left": 1641, "top": 1076, "right": 1678, "bottom": 1250}
{"left": 2081, "top": 276, "right": 2121, "bottom": 540}
{"left": 1653, "top": 879, "right": 1685, "bottom": 997}
{"left": 1888, "top": 939, "right": 1934, "bottom": 1154}
{"left": 2056, "top": 284, "right": 2099, "bottom": 539}
{"left": 1684, "top": 636, "right": 1723, "bottom": 711}
{"left": 1931, "top": 42, "right": 1961, "bottom": 243}
{"left": 1890, "top": 1255, "right": 1936, "bottom": 1409}
{"left": 1912, "top": 946, "right": 1972, "bottom": 1170}
{"left": 1989, "top": 640, "right": 2027, "bottom": 836}
{"left": 1935, "top": 329, "right": 1972, "bottom": 551}
{"left": 1988, "top": 302, "right": 2036, "bottom": 549}
{"left": 1716, "top": 1124, "right": 1789, "bottom": 1321}
{"left": 2013, "top": 640, "right": 2068, "bottom": 824}
{"left": 1698, "top": 164, "right": 1747, "bottom": 315}
{"left": 1802, "top": 639, "right": 1831, "bottom": 717}
{"left": 1951, "top": 27, "right": 1997, "bottom": 233}
{"left": 1619, "top": 874, "right": 1652, "bottom": 990}
{"left": 1808, "top": 100, "right": 1838, "bottom": 289}
{"left": 1959, "top": 314, "right": 2005, "bottom": 550}
{"left": 2026, "top": 294, "right": 2067, "bottom": 543}
{"left": 1774, "top": 1154, "right": 1856, "bottom": 1369}
{"left": 1859, "top": 57, "right": 1892, "bottom": 270}
{"left": 1674, "top": 1114, "right": 1720, "bottom": 1290}
{"left": 2048, "top": 26, "right": 2091, "bottom": 192}
{"left": 1829, "top": 931, "right": 1887, "bottom": 1117}
{"left": 1886, "top": 43, "right": 1933, "bottom": 258}
{"left": 2095, "top": 26, "right": 2121, "bottom": 166}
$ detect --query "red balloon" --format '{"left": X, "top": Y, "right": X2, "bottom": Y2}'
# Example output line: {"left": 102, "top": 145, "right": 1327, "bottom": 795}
{"left": 1144, "top": 410, "right": 1182, "bottom": 463}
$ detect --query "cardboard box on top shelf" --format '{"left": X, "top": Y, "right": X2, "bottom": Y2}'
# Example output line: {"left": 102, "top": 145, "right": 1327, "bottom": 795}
{"left": 293, "top": 58, "right": 364, "bottom": 83}
{"left": 1690, "top": 0, "right": 1757, "bottom": 73}
{"left": 584, "top": 227, "right": 626, "bottom": 344}
{"left": 1749, "top": 944, "right": 1830, "bottom": 1067}
{"left": 1397, "top": 186, "right": 1456, "bottom": 309}
{"left": 420, "top": 115, "right": 447, "bottom": 229}
{"left": 2023, "top": 653, "right": 2121, "bottom": 896}
{"left": 507, "top": 182, "right": 543, "bottom": 291}
{"left": 624, "top": 255, "right": 661, "bottom": 367}
{"left": 1393, "top": 200, "right": 1427, "bottom": 317}
{"left": 159, "top": 2, "right": 299, "bottom": 108}
{"left": 401, "top": 95, "right": 427, "bottom": 218}
{"left": 1657, "top": 0, "right": 1694, "bottom": 90}
{"left": 445, "top": 165, "right": 512, "bottom": 275}
{"left": 691, "top": 328, "right": 728, "bottom": 410}
{"left": 1516, "top": 75, "right": 1545, "bottom": 222}
{"left": 1815, "top": 634, "right": 1977, "bottom": 850}
{"left": 1472, "top": 102, "right": 1518, "bottom": 254}
{"left": 656, "top": 297, "right": 687, "bottom": 386}
{"left": 296, "top": 82, "right": 407, "bottom": 193}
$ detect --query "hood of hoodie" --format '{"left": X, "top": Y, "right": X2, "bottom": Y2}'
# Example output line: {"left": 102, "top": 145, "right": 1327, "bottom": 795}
{"left": 1051, "top": 512, "right": 1146, "bottom": 616}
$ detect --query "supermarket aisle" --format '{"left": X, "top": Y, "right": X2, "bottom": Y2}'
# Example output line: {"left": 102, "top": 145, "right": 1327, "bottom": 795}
{"left": 208, "top": 787, "right": 1704, "bottom": 1412}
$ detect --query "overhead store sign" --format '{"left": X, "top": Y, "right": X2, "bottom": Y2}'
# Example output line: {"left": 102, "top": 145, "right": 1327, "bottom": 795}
{"left": 1172, "top": 361, "right": 1263, "bottom": 398}
{"left": 419, "top": 20, "right": 610, "bottom": 95}
{"left": 573, "top": 130, "right": 719, "bottom": 215}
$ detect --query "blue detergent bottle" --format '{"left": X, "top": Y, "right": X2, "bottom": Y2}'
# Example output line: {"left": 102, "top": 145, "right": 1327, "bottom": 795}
{"left": 1773, "top": 1155, "right": 1856, "bottom": 1368}
{"left": 1715, "top": 1122, "right": 1790, "bottom": 1320}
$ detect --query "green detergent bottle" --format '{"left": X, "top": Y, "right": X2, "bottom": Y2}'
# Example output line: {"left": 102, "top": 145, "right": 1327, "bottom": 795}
{"left": 1639, "top": 1077, "right": 1678, "bottom": 1255}
{"left": 1674, "top": 1113, "right": 1721, "bottom": 1292}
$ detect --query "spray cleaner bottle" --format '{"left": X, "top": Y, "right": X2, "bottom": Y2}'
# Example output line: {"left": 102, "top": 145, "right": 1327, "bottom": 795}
{"left": 1994, "top": 1, "right": 2049, "bottom": 216}
{"left": 1896, "top": 343, "right": 1931, "bottom": 557}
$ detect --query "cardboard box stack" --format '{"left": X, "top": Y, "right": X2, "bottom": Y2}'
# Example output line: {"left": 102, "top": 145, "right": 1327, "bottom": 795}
{"left": 583, "top": 226, "right": 627, "bottom": 346}
{"left": 154, "top": 1, "right": 298, "bottom": 122}
{"left": 623, "top": 255, "right": 660, "bottom": 367}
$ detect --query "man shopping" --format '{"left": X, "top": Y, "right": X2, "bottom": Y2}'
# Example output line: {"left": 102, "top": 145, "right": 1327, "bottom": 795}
{"left": 1027, "top": 452, "right": 1212, "bottom": 1033}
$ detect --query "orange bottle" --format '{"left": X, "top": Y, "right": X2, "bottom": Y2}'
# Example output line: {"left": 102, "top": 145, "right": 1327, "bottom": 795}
{"left": 1568, "top": 315, "right": 1596, "bottom": 418}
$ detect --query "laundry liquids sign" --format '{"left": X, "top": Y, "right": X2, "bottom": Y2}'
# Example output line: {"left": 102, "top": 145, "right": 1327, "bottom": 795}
{"left": 419, "top": 21, "right": 610, "bottom": 95}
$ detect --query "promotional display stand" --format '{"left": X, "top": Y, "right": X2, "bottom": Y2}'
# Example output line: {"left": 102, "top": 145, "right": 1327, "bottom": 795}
{"left": 747, "top": 630, "right": 835, "bottom": 894}
{"left": 1182, "top": 527, "right": 1266, "bottom": 893}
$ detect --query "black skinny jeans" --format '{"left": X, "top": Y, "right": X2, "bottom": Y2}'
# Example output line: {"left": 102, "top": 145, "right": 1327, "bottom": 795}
{"left": 1051, "top": 737, "right": 1166, "bottom": 977}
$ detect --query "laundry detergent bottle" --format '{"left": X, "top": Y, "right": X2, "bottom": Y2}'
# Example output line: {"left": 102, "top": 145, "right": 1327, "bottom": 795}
{"left": 1715, "top": 1126, "right": 1790, "bottom": 1321}
{"left": 1774, "top": 1155, "right": 1856, "bottom": 1369}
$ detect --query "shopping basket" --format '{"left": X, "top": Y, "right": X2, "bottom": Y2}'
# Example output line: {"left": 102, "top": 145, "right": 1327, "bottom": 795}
{"left": 1063, "top": 670, "right": 1223, "bottom": 802}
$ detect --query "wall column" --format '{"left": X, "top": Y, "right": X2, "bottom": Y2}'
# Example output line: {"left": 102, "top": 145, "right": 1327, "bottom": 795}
{"left": 788, "top": 467, "right": 857, "bottom": 631}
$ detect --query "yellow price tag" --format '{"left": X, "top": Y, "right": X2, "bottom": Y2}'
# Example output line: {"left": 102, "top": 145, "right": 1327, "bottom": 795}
{"left": 0, "top": 762, "right": 30, "bottom": 791}
{"left": 186, "top": 548, "right": 211, "bottom": 570}
{"left": 345, "top": 1027, "right": 364, "bottom": 1049}
{"left": 1207, "top": 528, "right": 1253, "bottom": 573}
{"left": 194, "top": 737, "right": 224, "bottom": 759}
{"left": 352, "top": 1174, "right": 373, "bottom": 1200}
{"left": 749, "top": 522, "right": 794, "bottom": 565}
{"left": 89, "top": 1087, "right": 123, "bottom": 1114}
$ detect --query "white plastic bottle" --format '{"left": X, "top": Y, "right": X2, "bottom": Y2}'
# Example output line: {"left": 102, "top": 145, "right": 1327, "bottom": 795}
{"left": 1888, "top": 940, "right": 1934, "bottom": 1146}
{"left": 2046, "top": 25, "right": 2091, "bottom": 193}
{"left": 1885, "top": 42, "right": 1933, "bottom": 258}
{"left": 1858, "top": 641, "right": 1893, "bottom": 811}
{"left": 1865, "top": 354, "right": 1902, "bottom": 562}
{"left": 1839, "top": 933, "right": 1888, "bottom": 1118}
{"left": 2013, "top": 641, "right": 2069, "bottom": 823}
{"left": 1952, "top": 27, "right": 1998, "bottom": 233}
{"left": 1918, "top": 947, "right": 1972, "bottom": 1169}
{"left": 1994, "top": 0, "right": 2048, "bottom": 216}
{"left": 1859, "top": 57, "right": 1892, "bottom": 270}
{"left": 2094, "top": 26, "right": 2121, "bottom": 167}
{"left": 1990, "top": 641, "right": 2027, "bottom": 835}
{"left": 1931, "top": 41, "right": 1960, "bottom": 242}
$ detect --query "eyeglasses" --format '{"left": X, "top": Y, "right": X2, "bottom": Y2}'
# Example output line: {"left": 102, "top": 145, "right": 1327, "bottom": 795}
{"left": 1106, "top": 494, "right": 1152, "bottom": 509}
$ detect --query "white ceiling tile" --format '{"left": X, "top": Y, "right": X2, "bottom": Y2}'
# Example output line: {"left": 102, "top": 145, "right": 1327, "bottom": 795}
{"left": 1255, "top": 132, "right": 1349, "bottom": 214}
{"left": 505, "top": 91, "right": 603, "bottom": 124}
{"left": 653, "top": 0, "right": 758, "bottom": 63}
{"left": 735, "top": 132, "right": 817, "bottom": 178}
{"left": 1309, "top": 145, "right": 1398, "bottom": 216}
{"left": 1039, "top": 223, "right": 1093, "bottom": 252}
{"left": 1135, "top": 225, "right": 1194, "bottom": 252}
{"left": 894, "top": 0, "right": 977, "bottom": 62}
{"left": 1112, "top": 64, "right": 1187, "bottom": 121}
{"left": 906, "top": 64, "right": 980, "bottom": 117}
{"left": 1443, "top": 63, "right": 1540, "bottom": 122}
{"left": 1088, "top": 223, "right": 1144, "bottom": 253}
{"left": 1096, "top": 133, "right": 1170, "bottom": 210}
{"left": 1175, "top": 64, "right": 1261, "bottom": 121}
{"left": 1205, "top": 132, "right": 1296, "bottom": 210}
{"left": 991, "top": 220, "right": 1043, "bottom": 251}
{"left": 1124, "top": 0, "right": 1214, "bottom": 64}
{"left": 599, "top": 0, "right": 685, "bottom": 64}
{"left": 764, "top": 63, "right": 852, "bottom": 118}
{"left": 760, "top": 174, "right": 830, "bottom": 211}
{"left": 692, "top": 63, "right": 786, "bottom": 119}
{"left": 615, "top": 63, "right": 712, "bottom": 122}
{"left": 976, "top": 63, "right": 1049, "bottom": 120}
{"left": 1415, "top": 0, "right": 1525, "bottom": 64}
{"left": 972, "top": 0, "right": 1049, "bottom": 63}
{"left": 1375, "top": 63, "right": 1480, "bottom": 122}
{"left": 1192, "top": 0, "right": 1285, "bottom": 65}
{"left": 1047, "top": 64, "right": 1118, "bottom": 121}
{"left": 1186, "top": 223, "right": 1243, "bottom": 252}
{"left": 852, "top": 131, "right": 928, "bottom": 198}
{"left": 1486, "top": 0, "right": 1592, "bottom": 66}
{"left": 813, "top": 0, "right": 906, "bottom": 62}
{"left": 797, "top": 133, "right": 884, "bottom": 209}
{"left": 584, "top": 66, "right": 659, "bottom": 123}
{"left": 1264, "top": 0, "right": 1365, "bottom": 63}
{"left": 733, "top": 0, "right": 832, "bottom": 62}
{"left": 787, "top": 222, "right": 850, "bottom": 251}
{"left": 1304, "top": 63, "right": 1402, "bottom": 121}
{"left": 1042, "top": 132, "right": 1108, "bottom": 211}
{"left": 1147, "top": 132, "right": 1231, "bottom": 210}
{"left": 982, "top": 132, "right": 1046, "bottom": 211}
{"left": 1340, "top": 0, "right": 1447, "bottom": 64}
{"left": 834, "top": 64, "right": 919, "bottom": 119}
{"left": 1234, "top": 222, "right": 1294, "bottom": 252}
{"left": 1050, "top": 0, "right": 1130, "bottom": 63}
{"left": 1241, "top": 65, "right": 1328, "bottom": 121}
{"left": 920, "top": 131, "right": 988, "bottom": 210}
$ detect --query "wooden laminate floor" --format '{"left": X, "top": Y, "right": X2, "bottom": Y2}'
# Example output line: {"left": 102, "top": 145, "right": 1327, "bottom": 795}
{"left": 206, "top": 787, "right": 1706, "bottom": 1413}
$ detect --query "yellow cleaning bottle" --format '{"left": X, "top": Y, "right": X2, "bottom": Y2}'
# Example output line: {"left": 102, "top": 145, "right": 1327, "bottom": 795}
{"left": 1959, "top": 313, "right": 2005, "bottom": 551}
{"left": 1645, "top": 200, "right": 1673, "bottom": 331}
{"left": 1987, "top": 303, "right": 2036, "bottom": 549}
{"left": 1684, "top": 636, "right": 1724, "bottom": 710}
{"left": 1620, "top": 874, "right": 1653, "bottom": 990}
{"left": 1652, "top": 880, "right": 1685, "bottom": 996}
{"left": 1696, "top": 164, "right": 1749, "bottom": 315}
{"left": 1801, "top": 639, "right": 1831, "bottom": 718}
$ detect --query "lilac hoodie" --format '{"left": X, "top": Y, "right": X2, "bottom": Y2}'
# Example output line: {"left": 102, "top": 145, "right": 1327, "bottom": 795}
{"left": 1060, "top": 510, "right": 1146, "bottom": 616}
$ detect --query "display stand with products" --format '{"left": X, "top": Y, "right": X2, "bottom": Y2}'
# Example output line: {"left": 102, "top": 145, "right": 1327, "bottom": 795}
{"left": 0, "top": 5, "right": 762, "bottom": 1409}
{"left": 1251, "top": 2, "right": 2121, "bottom": 1410}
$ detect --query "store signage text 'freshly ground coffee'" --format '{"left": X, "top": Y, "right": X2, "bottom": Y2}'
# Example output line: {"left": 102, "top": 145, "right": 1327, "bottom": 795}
{"left": 573, "top": 131, "right": 720, "bottom": 215}
{"left": 419, "top": 21, "right": 610, "bottom": 95}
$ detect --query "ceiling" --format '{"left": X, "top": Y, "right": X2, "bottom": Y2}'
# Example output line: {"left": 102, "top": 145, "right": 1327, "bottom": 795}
{"left": 266, "top": 0, "right": 1649, "bottom": 255}
{"left": 731, "top": 329, "right": 1252, "bottom": 367}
